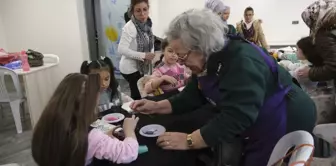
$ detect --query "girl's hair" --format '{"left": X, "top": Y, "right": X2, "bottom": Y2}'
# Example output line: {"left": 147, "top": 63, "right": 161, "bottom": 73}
{"left": 154, "top": 38, "right": 169, "bottom": 67}
{"left": 130, "top": 0, "right": 149, "bottom": 13}
{"left": 32, "top": 73, "right": 100, "bottom": 166}
{"left": 80, "top": 57, "right": 119, "bottom": 98}
{"left": 297, "top": 36, "right": 323, "bottom": 66}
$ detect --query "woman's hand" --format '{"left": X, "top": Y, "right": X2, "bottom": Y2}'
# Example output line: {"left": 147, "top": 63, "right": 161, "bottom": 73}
{"left": 130, "top": 99, "right": 159, "bottom": 114}
{"left": 162, "top": 75, "right": 178, "bottom": 85}
{"left": 297, "top": 66, "right": 310, "bottom": 78}
{"left": 145, "top": 53, "right": 155, "bottom": 60}
{"left": 157, "top": 132, "right": 189, "bottom": 150}
{"left": 131, "top": 99, "right": 173, "bottom": 115}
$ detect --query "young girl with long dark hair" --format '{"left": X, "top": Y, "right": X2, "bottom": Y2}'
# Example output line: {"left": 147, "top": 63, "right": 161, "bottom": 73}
{"left": 32, "top": 73, "right": 139, "bottom": 166}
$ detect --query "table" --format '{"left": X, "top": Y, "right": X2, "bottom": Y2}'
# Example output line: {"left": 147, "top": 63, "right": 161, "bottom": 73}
{"left": 14, "top": 58, "right": 60, "bottom": 127}
{"left": 92, "top": 104, "right": 217, "bottom": 166}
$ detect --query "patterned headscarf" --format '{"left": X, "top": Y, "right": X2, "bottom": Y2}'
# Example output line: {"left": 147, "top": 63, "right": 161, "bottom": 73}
{"left": 222, "top": 5, "right": 230, "bottom": 24}
{"left": 301, "top": 0, "right": 336, "bottom": 39}
{"left": 205, "top": 0, "right": 226, "bottom": 14}
{"left": 223, "top": 5, "right": 230, "bottom": 12}
{"left": 205, "top": 0, "right": 230, "bottom": 24}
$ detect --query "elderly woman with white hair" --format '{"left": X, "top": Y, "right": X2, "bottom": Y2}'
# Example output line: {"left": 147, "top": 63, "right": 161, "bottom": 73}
{"left": 205, "top": 0, "right": 236, "bottom": 34}
{"left": 131, "top": 9, "right": 316, "bottom": 166}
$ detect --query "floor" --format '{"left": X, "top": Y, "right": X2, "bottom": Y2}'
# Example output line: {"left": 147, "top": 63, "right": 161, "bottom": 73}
{"left": 0, "top": 79, "right": 130, "bottom": 166}
{"left": 0, "top": 105, "right": 35, "bottom": 166}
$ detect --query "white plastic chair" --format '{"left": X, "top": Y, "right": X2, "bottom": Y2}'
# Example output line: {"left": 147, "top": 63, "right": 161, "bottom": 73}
{"left": 267, "top": 130, "right": 314, "bottom": 166}
{"left": 43, "top": 54, "right": 60, "bottom": 63}
{"left": 311, "top": 123, "right": 336, "bottom": 166}
{"left": 313, "top": 124, "right": 336, "bottom": 149}
{"left": 0, "top": 66, "right": 25, "bottom": 133}
{"left": 137, "top": 75, "right": 151, "bottom": 98}
{"left": 313, "top": 123, "right": 336, "bottom": 166}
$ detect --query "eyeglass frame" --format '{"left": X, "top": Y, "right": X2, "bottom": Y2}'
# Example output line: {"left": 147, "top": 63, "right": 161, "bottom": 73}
{"left": 175, "top": 50, "right": 192, "bottom": 61}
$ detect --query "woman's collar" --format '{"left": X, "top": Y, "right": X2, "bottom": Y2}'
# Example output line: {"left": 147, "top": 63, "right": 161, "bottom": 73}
{"left": 199, "top": 39, "right": 231, "bottom": 77}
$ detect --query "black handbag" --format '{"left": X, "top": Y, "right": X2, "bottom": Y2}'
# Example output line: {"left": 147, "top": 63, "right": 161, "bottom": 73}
{"left": 198, "top": 140, "right": 243, "bottom": 166}
{"left": 26, "top": 49, "right": 44, "bottom": 67}
{"left": 213, "top": 140, "right": 243, "bottom": 166}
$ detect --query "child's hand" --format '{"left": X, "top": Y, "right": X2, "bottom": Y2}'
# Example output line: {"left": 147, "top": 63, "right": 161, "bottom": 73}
{"left": 162, "top": 75, "right": 178, "bottom": 86}
{"left": 106, "top": 129, "right": 115, "bottom": 138}
{"left": 123, "top": 115, "right": 139, "bottom": 137}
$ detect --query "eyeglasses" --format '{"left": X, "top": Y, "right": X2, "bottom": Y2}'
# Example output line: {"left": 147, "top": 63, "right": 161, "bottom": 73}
{"left": 176, "top": 50, "right": 192, "bottom": 61}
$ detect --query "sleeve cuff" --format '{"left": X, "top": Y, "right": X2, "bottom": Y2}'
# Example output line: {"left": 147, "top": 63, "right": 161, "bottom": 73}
{"left": 199, "top": 124, "right": 222, "bottom": 147}
{"left": 167, "top": 97, "right": 179, "bottom": 114}
{"left": 139, "top": 53, "right": 146, "bottom": 60}
{"left": 123, "top": 137, "right": 138, "bottom": 145}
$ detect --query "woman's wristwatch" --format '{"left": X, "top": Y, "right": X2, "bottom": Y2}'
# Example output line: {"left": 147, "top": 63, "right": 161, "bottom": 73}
{"left": 186, "top": 134, "right": 194, "bottom": 147}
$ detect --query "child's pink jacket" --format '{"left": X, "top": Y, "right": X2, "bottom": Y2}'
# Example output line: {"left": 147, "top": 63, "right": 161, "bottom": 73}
{"left": 85, "top": 129, "right": 139, "bottom": 165}
{"left": 144, "top": 63, "right": 190, "bottom": 93}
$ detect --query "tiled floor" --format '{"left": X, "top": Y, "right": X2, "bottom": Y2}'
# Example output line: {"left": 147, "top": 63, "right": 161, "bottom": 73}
{"left": 0, "top": 104, "right": 35, "bottom": 166}
{"left": 0, "top": 79, "right": 130, "bottom": 166}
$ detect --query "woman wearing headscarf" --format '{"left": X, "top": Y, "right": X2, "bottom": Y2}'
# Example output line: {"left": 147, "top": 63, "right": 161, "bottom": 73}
{"left": 298, "top": 0, "right": 336, "bottom": 82}
{"left": 205, "top": 0, "right": 236, "bottom": 34}
{"left": 236, "top": 7, "right": 269, "bottom": 49}
{"left": 130, "top": 9, "right": 316, "bottom": 166}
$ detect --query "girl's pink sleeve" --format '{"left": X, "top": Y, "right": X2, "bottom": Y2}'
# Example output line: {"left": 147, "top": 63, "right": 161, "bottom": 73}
{"left": 152, "top": 69, "right": 162, "bottom": 77}
{"left": 87, "top": 129, "right": 139, "bottom": 164}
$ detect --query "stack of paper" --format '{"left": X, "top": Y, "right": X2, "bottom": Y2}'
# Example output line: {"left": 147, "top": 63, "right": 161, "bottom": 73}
{"left": 178, "top": 86, "right": 185, "bottom": 92}
{"left": 122, "top": 101, "right": 134, "bottom": 113}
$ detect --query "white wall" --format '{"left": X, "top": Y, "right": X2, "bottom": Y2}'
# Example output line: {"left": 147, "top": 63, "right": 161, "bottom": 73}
{"left": 149, "top": 0, "right": 160, "bottom": 36}
{"left": 150, "top": 0, "right": 315, "bottom": 45}
{"left": 0, "top": 0, "right": 89, "bottom": 77}
{"left": 150, "top": 0, "right": 205, "bottom": 38}
{"left": 225, "top": 0, "right": 315, "bottom": 45}
{"left": 0, "top": 14, "right": 7, "bottom": 50}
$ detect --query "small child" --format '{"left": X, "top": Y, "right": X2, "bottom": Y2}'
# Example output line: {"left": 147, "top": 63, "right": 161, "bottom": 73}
{"left": 80, "top": 57, "right": 132, "bottom": 115}
{"left": 31, "top": 73, "right": 139, "bottom": 166}
{"left": 296, "top": 36, "right": 324, "bottom": 67}
{"left": 292, "top": 37, "right": 319, "bottom": 93}
{"left": 144, "top": 38, "right": 190, "bottom": 94}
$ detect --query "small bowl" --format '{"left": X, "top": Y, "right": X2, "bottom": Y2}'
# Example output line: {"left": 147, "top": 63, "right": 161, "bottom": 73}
{"left": 102, "top": 113, "right": 125, "bottom": 123}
